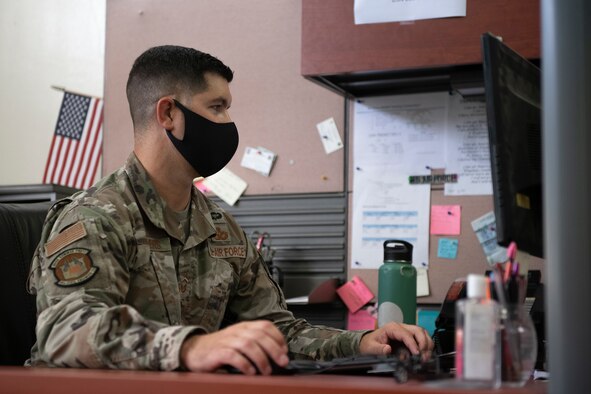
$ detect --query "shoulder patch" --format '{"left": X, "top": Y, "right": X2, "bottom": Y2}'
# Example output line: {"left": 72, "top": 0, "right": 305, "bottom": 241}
{"left": 50, "top": 248, "right": 98, "bottom": 287}
{"left": 45, "top": 222, "right": 87, "bottom": 257}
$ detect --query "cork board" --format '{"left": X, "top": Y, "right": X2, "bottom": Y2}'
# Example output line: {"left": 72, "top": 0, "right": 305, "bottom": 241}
{"left": 346, "top": 103, "right": 546, "bottom": 304}
{"left": 103, "top": 0, "right": 345, "bottom": 195}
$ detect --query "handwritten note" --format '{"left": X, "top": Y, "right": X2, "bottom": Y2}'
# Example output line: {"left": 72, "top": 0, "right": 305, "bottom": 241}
{"left": 336, "top": 276, "right": 374, "bottom": 313}
{"left": 240, "top": 146, "right": 277, "bottom": 176}
{"left": 202, "top": 168, "right": 247, "bottom": 206}
{"left": 438, "top": 238, "right": 459, "bottom": 259}
{"left": 430, "top": 205, "right": 461, "bottom": 235}
{"left": 317, "top": 117, "right": 344, "bottom": 154}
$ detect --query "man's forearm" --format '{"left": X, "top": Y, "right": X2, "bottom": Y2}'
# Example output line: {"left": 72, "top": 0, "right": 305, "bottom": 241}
{"left": 34, "top": 290, "right": 202, "bottom": 370}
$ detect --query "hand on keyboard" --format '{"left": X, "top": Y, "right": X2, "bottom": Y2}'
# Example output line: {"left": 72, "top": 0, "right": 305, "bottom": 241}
{"left": 359, "top": 322, "right": 434, "bottom": 362}
{"left": 181, "top": 320, "right": 289, "bottom": 375}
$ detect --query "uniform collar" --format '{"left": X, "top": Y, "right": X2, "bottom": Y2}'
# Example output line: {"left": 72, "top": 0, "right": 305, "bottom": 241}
{"left": 124, "top": 153, "right": 216, "bottom": 245}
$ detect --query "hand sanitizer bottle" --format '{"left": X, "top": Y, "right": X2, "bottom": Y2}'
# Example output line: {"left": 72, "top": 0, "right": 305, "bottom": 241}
{"left": 455, "top": 274, "right": 501, "bottom": 388}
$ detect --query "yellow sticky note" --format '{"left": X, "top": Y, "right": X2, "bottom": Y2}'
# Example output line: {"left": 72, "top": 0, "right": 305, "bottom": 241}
{"left": 416, "top": 268, "right": 430, "bottom": 297}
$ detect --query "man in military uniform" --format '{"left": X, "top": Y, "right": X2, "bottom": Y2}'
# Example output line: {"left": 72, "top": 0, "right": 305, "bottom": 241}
{"left": 28, "top": 45, "right": 433, "bottom": 375}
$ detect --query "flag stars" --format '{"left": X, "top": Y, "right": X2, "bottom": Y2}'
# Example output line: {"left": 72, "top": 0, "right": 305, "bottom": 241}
{"left": 56, "top": 93, "right": 91, "bottom": 140}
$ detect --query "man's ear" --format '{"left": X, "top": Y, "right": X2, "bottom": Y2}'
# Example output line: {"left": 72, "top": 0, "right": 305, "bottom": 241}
{"left": 155, "top": 97, "right": 175, "bottom": 130}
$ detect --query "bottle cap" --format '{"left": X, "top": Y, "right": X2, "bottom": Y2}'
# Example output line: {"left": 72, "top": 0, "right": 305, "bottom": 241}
{"left": 467, "top": 274, "right": 488, "bottom": 299}
{"left": 383, "top": 240, "right": 413, "bottom": 263}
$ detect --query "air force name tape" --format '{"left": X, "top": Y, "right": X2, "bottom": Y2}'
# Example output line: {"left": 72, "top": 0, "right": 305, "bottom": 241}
{"left": 50, "top": 248, "right": 98, "bottom": 287}
{"left": 208, "top": 243, "right": 247, "bottom": 259}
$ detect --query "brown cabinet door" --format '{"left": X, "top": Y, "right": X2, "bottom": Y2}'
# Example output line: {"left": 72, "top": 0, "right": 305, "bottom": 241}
{"left": 302, "top": 0, "right": 540, "bottom": 76}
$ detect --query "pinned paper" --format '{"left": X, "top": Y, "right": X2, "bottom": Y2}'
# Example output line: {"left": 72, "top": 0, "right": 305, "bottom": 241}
{"left": 471, "top": 211, "right": 507, "bottom": 265}
{"left": 240, "top": 146, "right": 277, "bottom": 177}
{"left": 347, "top": 308, "right": 377, "bottom": 330}
{"left": 202, "top": 168, "right": 247, "bottom": 206}
{"left": 416, "top": 268, "right": 430, "bottom": 297}
{"left": 336, "top": 276, "right": 374, "bottom": 313}
{"left": 438, "top": 238, "right": 459, "bottom": 259}
{"left": 354, "top": 0, "right": 467, "bottom": 25}
{"left": 316, "top": 117, "right": 343, "bottom": 154}
{"left": 430, "top": 205, "right": 461, "bottom": 235}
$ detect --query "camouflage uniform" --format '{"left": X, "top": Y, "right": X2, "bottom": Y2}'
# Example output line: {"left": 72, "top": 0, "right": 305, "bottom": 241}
{"left": 28, "top": 153, "right": 366, "bottom": 370}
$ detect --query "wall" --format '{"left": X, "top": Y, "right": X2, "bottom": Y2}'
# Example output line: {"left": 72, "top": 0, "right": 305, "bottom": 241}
{"left": 104, "top": 0, "right": 345, "bottom": 195}
{"left": 0, "top": 0, "right": 105, "bottom": 186}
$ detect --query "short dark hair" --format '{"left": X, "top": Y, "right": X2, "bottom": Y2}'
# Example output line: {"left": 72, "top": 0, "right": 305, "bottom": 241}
{"left": 126, "top": 45, "right": 234, "bottom": 130}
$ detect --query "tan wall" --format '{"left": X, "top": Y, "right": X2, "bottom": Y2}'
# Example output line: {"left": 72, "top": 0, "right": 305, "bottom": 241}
{"left": 104, "top": 0, "right": 345, "bottom": 195}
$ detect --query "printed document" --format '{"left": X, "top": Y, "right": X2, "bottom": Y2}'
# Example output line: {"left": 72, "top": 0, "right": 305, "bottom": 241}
{"left": 354, "top": 0, "right": 466, "bottom": 25}
{"left": 444, "top": 94, "right": 492, "bottom": 195}
{"left": 351, "top": 167, "right": 430, "bottom": 269}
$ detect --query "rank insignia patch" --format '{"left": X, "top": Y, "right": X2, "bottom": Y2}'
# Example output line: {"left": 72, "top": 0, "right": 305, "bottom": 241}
{"left": 50, "top": 248, "right": 98, "bottom": 287}
{"left": 213, "top": 224, "right": 230, "bottom": 242}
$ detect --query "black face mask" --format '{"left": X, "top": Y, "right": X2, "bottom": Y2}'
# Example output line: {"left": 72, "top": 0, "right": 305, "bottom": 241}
{"left": 166, "top": 99, "right": 239, "bottom": 177}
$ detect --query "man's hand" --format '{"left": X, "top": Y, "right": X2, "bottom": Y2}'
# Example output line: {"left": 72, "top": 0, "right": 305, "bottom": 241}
{"left": 359, "top": 322, "right": 433, "bottom": 362}
{"left": 180, "top": 320, "right": 289, "bottom": 375}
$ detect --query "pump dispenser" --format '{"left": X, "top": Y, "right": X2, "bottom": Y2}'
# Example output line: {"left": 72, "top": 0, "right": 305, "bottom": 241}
{"left": 377, "top": 240, "right": 416, "bottom": 326}
{"left": 455, "top": 274, "right": 501, "bottom": 388}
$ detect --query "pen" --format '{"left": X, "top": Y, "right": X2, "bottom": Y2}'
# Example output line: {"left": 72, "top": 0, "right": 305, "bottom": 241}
{"left": 492, "top": 265, "right": 508, "bottom": 308}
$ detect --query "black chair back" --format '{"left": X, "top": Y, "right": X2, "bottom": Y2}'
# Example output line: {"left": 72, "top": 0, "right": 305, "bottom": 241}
{"left": 0, "top": 201, "right": 52, "bottom": 366}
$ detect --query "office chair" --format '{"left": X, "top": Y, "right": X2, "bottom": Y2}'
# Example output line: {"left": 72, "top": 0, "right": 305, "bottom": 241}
{"left": 0, "top": 201, "right": 52, "bottom": 366}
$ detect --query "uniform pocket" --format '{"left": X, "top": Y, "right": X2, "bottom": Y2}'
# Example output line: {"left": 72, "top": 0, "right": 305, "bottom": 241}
{"left": 194, "top": 260, "right": 235, "bottom": 331}
{"left": 126, "top": 249, "right": 171, "bottom": 324}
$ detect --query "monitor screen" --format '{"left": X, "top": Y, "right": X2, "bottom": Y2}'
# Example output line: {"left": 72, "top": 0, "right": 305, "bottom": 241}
{"left": 481, "top": 32, "right": 544, "bottom": 258}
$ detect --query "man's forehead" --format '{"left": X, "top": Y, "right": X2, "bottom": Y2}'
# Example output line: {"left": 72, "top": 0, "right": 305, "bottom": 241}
{"left": 195, "top": 73, "right": 232, "bottom": 103}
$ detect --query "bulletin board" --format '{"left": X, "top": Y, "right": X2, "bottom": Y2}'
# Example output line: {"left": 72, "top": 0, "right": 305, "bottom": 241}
{"left": 346, "top": 96, "right": 546, "bottom": 304}
{"left": 103, "top": 0, "right": 345, "bottom": 195}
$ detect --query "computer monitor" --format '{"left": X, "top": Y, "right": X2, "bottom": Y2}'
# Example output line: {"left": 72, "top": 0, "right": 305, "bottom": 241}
{"left": 481, "top": 32, "right": 544, "bottom": 258}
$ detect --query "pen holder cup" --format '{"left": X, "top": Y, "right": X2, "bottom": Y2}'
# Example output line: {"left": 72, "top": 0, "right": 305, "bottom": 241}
{"left": 500, "top": 304, "right": 538, "bottom": 387}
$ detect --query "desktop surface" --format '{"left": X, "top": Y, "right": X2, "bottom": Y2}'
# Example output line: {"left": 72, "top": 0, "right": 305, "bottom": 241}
{"left": 0, "top": 366, "right": 547, "bottom": 394}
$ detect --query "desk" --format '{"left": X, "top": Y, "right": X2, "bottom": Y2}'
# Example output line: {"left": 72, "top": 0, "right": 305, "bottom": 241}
{"left": 0, "top": 367, "right": 547, "bottom": 394}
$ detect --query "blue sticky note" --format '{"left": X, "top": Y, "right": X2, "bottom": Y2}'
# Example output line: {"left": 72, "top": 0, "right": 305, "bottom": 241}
{"left": 438, "top": 238, "right": 459, "bottom": 259}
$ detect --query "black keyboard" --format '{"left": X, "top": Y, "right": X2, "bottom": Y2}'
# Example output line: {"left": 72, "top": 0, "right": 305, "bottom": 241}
{"left": 223, "top": 352, "right": 448, "bottom": 383}
{"left": 277, "top": 354, "right": 408, "bottom": 375}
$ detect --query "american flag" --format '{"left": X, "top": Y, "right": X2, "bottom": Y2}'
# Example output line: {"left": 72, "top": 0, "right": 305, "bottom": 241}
{"left": 43, "top": 92, "right": 104, "bottom": 189}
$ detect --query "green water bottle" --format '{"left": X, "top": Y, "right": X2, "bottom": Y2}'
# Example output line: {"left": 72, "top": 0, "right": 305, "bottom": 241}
{"left": 378, "top": 240, "right": 417, "bottom": 326}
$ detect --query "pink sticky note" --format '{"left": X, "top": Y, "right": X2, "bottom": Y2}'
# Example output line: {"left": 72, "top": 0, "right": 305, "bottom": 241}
{"left": 430, "top": 205, "right": 461, "bottom": 235}
{"left": 347, "top": 309, "right": 377, "bottom": 330}
{"left": 336, "top": 276, "right": 374, "bottom": 313}
{"left": 194, "top": 179, "right": 210, "bottom": 193}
